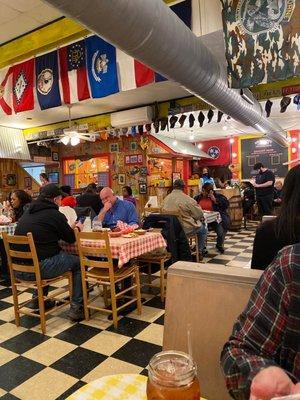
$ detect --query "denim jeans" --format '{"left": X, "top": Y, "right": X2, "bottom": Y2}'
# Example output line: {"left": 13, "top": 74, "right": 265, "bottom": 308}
{"left": 16, "top": 252, "right": 83, "bottom": 306}
{"left": 209, "top": 222, "right": 226, "bottom": 247}
{"left": 194, "top": 224, "right": 207, "bottom": 253}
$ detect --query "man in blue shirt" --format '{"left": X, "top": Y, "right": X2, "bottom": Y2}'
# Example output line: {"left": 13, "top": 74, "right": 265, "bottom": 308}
{"left": 95, "top": 187, "right": 138, "bottom": 228}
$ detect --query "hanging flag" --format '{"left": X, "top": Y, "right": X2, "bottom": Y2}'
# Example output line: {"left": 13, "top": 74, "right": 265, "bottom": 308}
{"left": 134, "top": 60, "right": 155, "bottom": 87}
{"left": 12, "top": 59, "right": 35, "bottom": 113}
{"left": 116, "top": 49, "right": 136, "bottom": 92}
{"left": 171, "top": 0, "right": 192, "bottom": 28}
{"left": 59, "top": 40, "right": 90, "bottom": 104}
{"left": 0, "top": 67, "right": 13, "bottom": 115}
{"left": 86, "top": 35, "right": 119, "bottom": 98}
{"left": 199, "top": 139, "right": 231, "bottom": 166}
{"left": 222, "top": 0, "right": 300, "bottom": 88}
{"left": 35, "top": 50, "right": 61, "bottom": 110}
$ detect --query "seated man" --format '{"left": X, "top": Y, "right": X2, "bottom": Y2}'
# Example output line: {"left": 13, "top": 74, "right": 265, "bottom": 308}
{"left": 162, "top": 179, "right": 207, "bottom": 258}
{"left": 14, "top": 184, "right": 84, "bottom": 321}
{"left": 195, "top": 183, "right": 230, "bottom": 254}
{"left": 220, "top": 244, "right": 300, "bottom": 400}
{"left": 273, "top": 180, "right": 283, "bottom": 208}
{"left": 95, "top": 187, "right": 138, "bottom": 229}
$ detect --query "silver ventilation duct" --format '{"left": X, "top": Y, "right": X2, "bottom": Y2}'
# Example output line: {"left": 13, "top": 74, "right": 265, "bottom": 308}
{"left": 43, "top": 0, "right": 288, "bottom": 146}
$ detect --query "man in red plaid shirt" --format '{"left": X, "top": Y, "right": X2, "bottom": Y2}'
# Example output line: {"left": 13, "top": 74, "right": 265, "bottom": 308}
{"left": 221, "top": 245, "right": 300, "bottom": 400}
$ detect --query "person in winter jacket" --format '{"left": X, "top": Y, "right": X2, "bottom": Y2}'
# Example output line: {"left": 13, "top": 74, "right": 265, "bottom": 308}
{"left": 195, "top": 183, "right": 230, "bottom": 254}
{"left": 14, "top": 184, "right": 84, "bottom": 321}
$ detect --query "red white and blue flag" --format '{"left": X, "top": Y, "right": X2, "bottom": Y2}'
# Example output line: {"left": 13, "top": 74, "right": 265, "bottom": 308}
{"left": 0, "top": 67, "right": 13, "bottom": 115}
{"left": 59, "top": 40, "right": 90, "bottom": 104}
{"left": 12, "top": 59, "right": 35, "bottom": 113}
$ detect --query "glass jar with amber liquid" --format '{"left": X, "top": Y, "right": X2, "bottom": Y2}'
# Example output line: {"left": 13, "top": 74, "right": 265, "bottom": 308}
{"left": 147, "top": 350, "right": 200, "bottom": 400}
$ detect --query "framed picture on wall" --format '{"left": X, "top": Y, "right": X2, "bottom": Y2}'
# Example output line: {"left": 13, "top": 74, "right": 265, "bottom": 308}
{"left": 118, "top": 173, "right": 126, "bottom": 185}
{"left": 139, "top": 183, "right": 147, "bottom": 194}
{"left": 130, "top": 141, "right": 138, "bottom": 151}
{"left": 24, "top": 176, "right": 32, "bottom": 189}
{"left": 6, "top": 174, "right": 16, "bottom": 186}
{"left": 52, "top": 152, "right": 59, "bottom": 161}
{"left": 109, "top": 143, "right": 119, "bottom": 153}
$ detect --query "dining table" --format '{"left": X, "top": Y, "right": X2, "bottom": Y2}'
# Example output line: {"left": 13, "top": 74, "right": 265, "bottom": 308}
{"left": 0, "top": 223, "right": 17, "bottom": 237}
{"left": 203, "top": 210, "right": 221, "bottom": 225}
{"left": 66, "top": 373, "right": 207, "bottom": 400}
{"left": 61, "top": 231, "right": 167, "bottom": 267}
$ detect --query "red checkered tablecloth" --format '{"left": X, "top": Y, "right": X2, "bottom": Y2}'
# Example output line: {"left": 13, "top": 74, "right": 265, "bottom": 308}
{"left": 61, "top": 232, "right": 167, "bottom": 267}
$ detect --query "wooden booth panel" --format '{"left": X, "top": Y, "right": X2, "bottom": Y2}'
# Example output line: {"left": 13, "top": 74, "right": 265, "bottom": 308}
{"left": 163, "top": 262, "right": 262, "bottom": 400}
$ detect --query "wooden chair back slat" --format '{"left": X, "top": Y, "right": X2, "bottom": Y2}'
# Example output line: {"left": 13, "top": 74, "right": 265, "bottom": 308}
{"left": 75, "top": 230, "right": 113, "bottom": 271}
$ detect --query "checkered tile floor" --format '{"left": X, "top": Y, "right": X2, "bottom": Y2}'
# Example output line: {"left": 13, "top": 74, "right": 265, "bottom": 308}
{"left": 0, "top": 223, "right": 257, "bottom": 400}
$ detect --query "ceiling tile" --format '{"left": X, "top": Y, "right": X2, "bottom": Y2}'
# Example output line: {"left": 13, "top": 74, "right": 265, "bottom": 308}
{"left": 28, "top": 3, "right": 62, "bottom": 24}
{"left": 0, "top": 3, "right": 20, "bottom": 24}
{"left": 0, "top": 0, "right": 41, "bottom": 12}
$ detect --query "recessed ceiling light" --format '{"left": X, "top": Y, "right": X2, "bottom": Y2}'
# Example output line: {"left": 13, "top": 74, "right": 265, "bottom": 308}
{"left": 222, "top": 126, "right": 228, "bottom": 131}
{"left": 229, "top": 138, "right": 234, "bottom": 144}
{"left": 197, "top": 143, "right": 203, "bottom": 149}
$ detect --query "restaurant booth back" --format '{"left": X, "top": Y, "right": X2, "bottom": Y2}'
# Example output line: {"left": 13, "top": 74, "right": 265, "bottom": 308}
{"left": 163, "top": 262, "right": 262, "bottom": 400}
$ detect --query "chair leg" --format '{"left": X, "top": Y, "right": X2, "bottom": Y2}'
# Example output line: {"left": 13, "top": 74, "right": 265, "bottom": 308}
{"left": 135, "top": 269, "right": 142, "bottom": 315}
{"left": 37, "top": 285, "right": 46, "bottom": 334}
{"left": 147, "top": 262, "right": 152, "bottom": 284}
{"left": 103, "top": 285, "right": 109, "bottom": 307}
{"left": 160, "top": 260, "right": 165, "bottom": 302}
{"left": 110, "top": 283, "right": 118, "bottom": 329}
{"left": 82, "top": 278, "right": 90, "bottom": 321}
{"left": 11, "top": 280, "right": 20, "bottom": 327}
{"left": 68, "top": 273, "right": 73, "bottom": 304}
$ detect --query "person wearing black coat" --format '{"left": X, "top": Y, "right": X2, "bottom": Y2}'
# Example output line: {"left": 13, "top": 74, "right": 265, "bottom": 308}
{"left": 76, "top": 183, "right": 103, "bottom": 215}
{"left": 14, "top": 184, "right": 84, "bottom": 321}
{"left": 251, "top": 165, "right": 300, "bottom": 270}
{"left": 195, "top": 183, "right": 230, "bottom": 253}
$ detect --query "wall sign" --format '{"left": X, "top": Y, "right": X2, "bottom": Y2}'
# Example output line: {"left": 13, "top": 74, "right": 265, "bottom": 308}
{"left": 125, "top": 154, "right": 143, "bottom": 165}
{"left": 241, "top": 138, "right": 288, "bottom": 179}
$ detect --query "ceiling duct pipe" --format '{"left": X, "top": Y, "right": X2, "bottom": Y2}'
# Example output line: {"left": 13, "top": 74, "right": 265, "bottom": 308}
{"left": 43, "top": 0, "right": 288, "bottom": 146}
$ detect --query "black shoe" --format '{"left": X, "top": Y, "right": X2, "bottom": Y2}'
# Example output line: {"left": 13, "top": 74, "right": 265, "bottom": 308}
{"left": 216, "top": 245, "right": 225, "bottom": 254}
{"left": 27, "top": 298, "right": 56, "bottom": 311}
{"left": 68, "top": 305, "right": 84, "bottom": 321}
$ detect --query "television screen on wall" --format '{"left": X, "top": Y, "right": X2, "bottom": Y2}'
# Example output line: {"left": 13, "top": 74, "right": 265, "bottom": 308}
{"left": 48, "top": 172, "right": 59, "bottom": 184}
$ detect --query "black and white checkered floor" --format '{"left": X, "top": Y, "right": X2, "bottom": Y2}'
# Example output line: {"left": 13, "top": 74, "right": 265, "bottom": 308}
{"left": 0, "top": 223, "right": 257, "bottom": 399}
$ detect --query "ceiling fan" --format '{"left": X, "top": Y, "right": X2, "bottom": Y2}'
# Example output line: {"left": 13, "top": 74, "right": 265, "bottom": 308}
{"left": 60, "top": 105, "right": 99, "bottom": 146}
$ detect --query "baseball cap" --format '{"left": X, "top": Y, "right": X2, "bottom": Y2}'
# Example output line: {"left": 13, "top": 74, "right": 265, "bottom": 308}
{"left": 173, "top": 179, "right": 185, "bottom": 189}
{"left": 39, "top": 184, "right": 62, "bottom": 199}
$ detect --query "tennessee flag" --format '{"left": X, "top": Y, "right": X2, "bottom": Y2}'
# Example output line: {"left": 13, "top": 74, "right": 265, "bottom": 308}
{"left": 12, "top": 59, "right": 35, "bottom": 113}
{"left": 0, "top": 67, "right": 13, "bottom": 115}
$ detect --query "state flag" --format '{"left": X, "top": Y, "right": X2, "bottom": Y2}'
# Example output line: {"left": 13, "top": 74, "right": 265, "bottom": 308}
{"left": 0, "top": 67, "right": 13, "bottom": 115}
{"left": 59, "top": 40, "right": 90, "bottom": 104}
{"left": 12, "top": 59, "right": 35, "bottom": 113}
{"left": 86, "top": 35, "right": 119, "bottom": 98}
{"left": 36, "top": 50, "right": 61, "bottom": 110}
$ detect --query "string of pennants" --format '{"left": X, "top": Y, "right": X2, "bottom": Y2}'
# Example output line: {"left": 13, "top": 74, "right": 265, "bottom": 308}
{"left": 0, "top": 0, "right": 192, "bottom": 116}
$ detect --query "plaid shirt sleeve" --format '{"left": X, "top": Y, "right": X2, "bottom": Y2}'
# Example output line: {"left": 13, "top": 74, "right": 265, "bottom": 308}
{"left": 220, "top": 246, "right": 293, "bottom": 400}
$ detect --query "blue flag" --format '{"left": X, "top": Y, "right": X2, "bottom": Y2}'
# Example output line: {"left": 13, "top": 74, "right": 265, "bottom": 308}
{"left": 35, "top": 50, "right": 61, "bottom": 110}
{"left": 86, "top": 35, "right": 119, "bottom": 98}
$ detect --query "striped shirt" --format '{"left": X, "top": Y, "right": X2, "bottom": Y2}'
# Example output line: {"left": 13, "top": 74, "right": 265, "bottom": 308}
{"left": 221, "top": 244, "right": 300, "bottom": 400}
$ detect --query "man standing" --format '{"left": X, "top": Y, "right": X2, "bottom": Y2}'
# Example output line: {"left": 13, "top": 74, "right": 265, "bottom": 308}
{"left": 95, "top": 187, "right": 138, "bottom": 228}
{"left": 14, "top": 184, "right": 84, "bottom": 321}
{"left": 253, "top": 162, "right": 275, "bottom": 216}
{"left": 162, "top": 179, "right": 207, "bottom": 258}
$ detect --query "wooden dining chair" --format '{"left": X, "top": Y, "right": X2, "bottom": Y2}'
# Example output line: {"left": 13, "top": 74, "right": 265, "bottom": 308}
{"left": 75, "top": 230, "right": 142, "bottom": 328}
{"left": 2, "top": 232, "right": 73, "bottom": 334}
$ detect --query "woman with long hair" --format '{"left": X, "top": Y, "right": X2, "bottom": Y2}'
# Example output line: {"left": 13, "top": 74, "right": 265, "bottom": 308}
{"left": 7, "top": 189, "right": 32, "bottom": 222}
{"left": 251, "top": 164, "right": 300, "bottom": 269}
